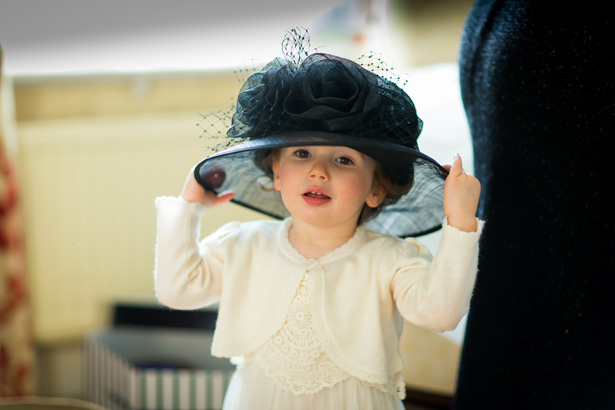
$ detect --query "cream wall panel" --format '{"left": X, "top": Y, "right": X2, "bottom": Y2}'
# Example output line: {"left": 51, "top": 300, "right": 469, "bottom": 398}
{"left": 18, "top": 112, "right": 264, "bottom": 343}
{"left": 14, "top": 71, "right": 240, "bottom": 121}
{"left": 389, "top": 0, "right": 473, "bottom": 68}
{"left": 400, "top": 323, "right": 461, "bottom": 395}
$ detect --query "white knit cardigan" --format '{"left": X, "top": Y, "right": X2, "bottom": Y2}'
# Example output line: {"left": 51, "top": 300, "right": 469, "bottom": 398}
{"left": 154, "top": 196, "right": 483, "bottom": 397}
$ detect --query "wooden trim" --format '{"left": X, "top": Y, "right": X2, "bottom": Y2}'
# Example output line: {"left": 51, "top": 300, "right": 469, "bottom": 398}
{"left": 404, "top": 388, "right": 453, "bottom": 409}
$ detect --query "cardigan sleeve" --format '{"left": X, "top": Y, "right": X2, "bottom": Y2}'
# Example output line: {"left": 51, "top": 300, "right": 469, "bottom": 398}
{"left": 391, "top": 218, "right": 484, "bottom": 332}
{"left": 154, "top": 196, "right": 237, "bottom": 310}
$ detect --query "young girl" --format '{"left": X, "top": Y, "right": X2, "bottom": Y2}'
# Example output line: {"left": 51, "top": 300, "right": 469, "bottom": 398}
{"left": 155, "top": 31, "right": 482, "bottom": 410}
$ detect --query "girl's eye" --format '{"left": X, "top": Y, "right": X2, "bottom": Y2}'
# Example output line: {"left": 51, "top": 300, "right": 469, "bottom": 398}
{"left": 336, "top": 156, "right": 354, "bottom": 165}
{"left": 294, "top": 149, "right": 311, "bottom": 159}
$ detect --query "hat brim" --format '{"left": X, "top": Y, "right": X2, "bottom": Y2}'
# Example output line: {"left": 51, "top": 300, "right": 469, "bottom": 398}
{"left": 194, "top": 131, "right": 448, "bottom": 237}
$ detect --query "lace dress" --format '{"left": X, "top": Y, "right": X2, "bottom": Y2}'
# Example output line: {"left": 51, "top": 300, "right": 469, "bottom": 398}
{"left": 222, "top": 272, "right": 404, "bottom": 410}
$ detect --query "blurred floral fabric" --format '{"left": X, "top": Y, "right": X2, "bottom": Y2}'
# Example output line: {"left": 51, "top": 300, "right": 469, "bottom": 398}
{"left": 0, "top": 45, "right": 33, "bottom": 395}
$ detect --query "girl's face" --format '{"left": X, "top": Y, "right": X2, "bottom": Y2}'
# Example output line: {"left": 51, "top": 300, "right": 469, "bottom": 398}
{"left": 272, "top": 145, "right": 385, "bottom": 231}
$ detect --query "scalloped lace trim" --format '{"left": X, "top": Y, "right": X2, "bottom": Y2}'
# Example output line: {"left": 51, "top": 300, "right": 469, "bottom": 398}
{"left": 252, "top": 272, "right": 350, "bottom": 395}
{"left": 250, "top": 271, "right": 404, "bottom": 398}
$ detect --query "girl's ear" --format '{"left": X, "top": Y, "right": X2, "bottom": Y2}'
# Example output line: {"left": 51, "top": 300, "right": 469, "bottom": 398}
{"left": 272, "top": 160, "right": 281, "bottom": 191}
{"left": 366, "top": 184, "right": 386, "bottom": 208}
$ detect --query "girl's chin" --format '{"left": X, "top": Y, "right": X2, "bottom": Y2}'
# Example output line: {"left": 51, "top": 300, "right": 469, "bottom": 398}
{"left": 290, "top": 213, "right": 360, "bottom": 231}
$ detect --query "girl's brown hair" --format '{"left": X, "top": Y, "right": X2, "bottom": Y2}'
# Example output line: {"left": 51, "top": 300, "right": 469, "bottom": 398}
{"left": 360, "top": 162, "right": 411, "bottom": 224}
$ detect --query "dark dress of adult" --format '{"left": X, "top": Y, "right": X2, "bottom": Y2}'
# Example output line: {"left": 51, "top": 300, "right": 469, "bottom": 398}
{"left": 454, "top": 1, "right": 615, "bottom": 409}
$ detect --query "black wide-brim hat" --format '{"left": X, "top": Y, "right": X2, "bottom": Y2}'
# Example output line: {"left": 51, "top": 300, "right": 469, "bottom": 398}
{"left": 194, "top": 32, "right": 447, "bottom": 237}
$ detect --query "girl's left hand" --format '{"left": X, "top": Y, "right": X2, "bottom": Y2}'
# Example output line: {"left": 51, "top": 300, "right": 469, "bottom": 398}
{"left": 442, "top": 154, "right": 481, "bottom": 232}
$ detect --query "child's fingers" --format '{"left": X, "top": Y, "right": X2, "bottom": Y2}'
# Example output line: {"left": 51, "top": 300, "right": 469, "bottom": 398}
{"left": 444, "top": 154, "right": 464, "bottom": 178}
{"left": 450, "top": 154, "right": 464, "bottom": 175}
{"left": 180, "top": 166, "right": 233, "bottom": 208}
{"left": 213, "top": 191, "right": 235, "bottom": 207}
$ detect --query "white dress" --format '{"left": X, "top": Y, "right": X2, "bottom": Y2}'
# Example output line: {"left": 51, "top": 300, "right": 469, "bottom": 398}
{"left": 222, "top": 271, "right": 404, "bottom": 410}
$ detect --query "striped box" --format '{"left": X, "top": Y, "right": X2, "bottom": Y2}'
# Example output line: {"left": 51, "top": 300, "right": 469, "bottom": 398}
{"left": 86, "top": 328, "right": 235, "bottom": 410}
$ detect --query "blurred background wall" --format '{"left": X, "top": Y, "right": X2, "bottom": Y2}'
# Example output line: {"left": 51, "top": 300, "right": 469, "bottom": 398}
{"left": 0, "top": 0, "right": 474, "bottom": 401}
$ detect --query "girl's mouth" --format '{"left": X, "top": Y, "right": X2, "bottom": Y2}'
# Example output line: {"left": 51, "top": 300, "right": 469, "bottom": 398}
{"left": 304, "top": 191, "right": 330, "bottom": 199}
{"left": 303, "top": 191, "right": 331, "bottom": 205}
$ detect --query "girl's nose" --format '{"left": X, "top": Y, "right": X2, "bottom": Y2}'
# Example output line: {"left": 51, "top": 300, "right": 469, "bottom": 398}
{"left": 309, "top": 160, "right": 329, "bottom": 181}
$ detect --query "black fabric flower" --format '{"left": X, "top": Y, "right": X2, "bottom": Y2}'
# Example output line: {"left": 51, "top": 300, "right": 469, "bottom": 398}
{"left": 283, "top": 55, "right": 380, "bottom": 132}
{"left": 227, "top": 53, "right": 422, "bottom": 148}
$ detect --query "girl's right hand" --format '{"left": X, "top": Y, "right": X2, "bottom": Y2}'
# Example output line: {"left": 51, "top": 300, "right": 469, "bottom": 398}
{"left": 180, "top": 166, "right": 235, "bottom": 208}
